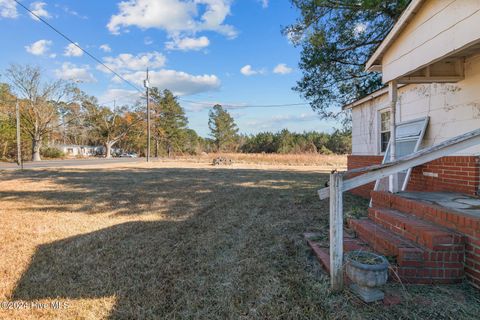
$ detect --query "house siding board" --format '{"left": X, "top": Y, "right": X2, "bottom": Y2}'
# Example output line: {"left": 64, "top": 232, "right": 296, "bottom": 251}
{"left": 382, "top": 0, "right": 480, "bottom": 83}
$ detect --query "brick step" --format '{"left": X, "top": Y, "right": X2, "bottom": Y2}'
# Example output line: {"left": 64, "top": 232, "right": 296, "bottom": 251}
{"left": 368, "top": 207, "right": 464, "bottom": 251}
{"left": 349, "top": 219, "right": 464, "bottom": 284}
{"left": 349, "top": 219, "right": 423, "bottom": 260}
{"left": 370, "top": 191, "right": 479, "bottom": 234}
{"left": 304, "top": 233, "right": 370, "bottom": 274}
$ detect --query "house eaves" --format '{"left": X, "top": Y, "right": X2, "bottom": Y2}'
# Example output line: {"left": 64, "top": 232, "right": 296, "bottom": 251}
{"left": 365, "top": 0, "right": 425, "bottom": 72}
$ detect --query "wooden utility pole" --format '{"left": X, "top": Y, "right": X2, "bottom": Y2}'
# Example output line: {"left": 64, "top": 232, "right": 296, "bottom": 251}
{"left": 144, "top": 69, "right": 151, "bottom": 162}
{"left": 15, "top": 100, "right": 23, "bottom": 170}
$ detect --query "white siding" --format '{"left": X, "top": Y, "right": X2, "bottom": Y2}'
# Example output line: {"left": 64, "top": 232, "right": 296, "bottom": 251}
{"left": 352, "top": 54, "right": 480, "bottom": 156}
{"left": 382, "top": 0, "right": 480, "bottom": 83}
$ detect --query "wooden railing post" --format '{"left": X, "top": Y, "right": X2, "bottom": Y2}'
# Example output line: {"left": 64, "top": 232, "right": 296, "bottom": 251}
{"left": 389, "top": 80, "right": 399, "bottom": 193}
{"left": 330, "top": 171, "right": 344, "bottom": 291}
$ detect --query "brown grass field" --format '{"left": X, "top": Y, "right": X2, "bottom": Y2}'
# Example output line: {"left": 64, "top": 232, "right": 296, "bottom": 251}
{"left": 0, "top": 160, "right": 479, "bottom": 319}
{"left": 177, "top": 152, "right": 348, "bottom": 168}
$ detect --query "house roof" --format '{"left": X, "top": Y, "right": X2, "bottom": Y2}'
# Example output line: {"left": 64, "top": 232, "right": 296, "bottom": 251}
{"left": 342, "top": 86, "right": 388, "bottom": 110}
{"left": 365, "top": 0, "right": 425, "bottom": 72}
{"left": 342, "top": 84, "right": 407, "bottom": 110}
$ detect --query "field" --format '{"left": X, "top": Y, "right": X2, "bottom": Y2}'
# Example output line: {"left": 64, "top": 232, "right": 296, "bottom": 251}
{"left": 177, "top": 152, "right": 348, "bottom": 168}
{"left": 0, "top": 160, "right": 479, "bottom": 319}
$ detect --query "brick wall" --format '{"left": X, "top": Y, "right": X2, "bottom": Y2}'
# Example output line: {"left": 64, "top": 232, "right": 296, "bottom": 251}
{"left": 348, "top": 155, "right": 480, "bottom": 197}
{"left": 347, "top": 155, "right": 383, "bottom": 198}
{"left": 406, "top": 156, "right": 480, "bottom": 196}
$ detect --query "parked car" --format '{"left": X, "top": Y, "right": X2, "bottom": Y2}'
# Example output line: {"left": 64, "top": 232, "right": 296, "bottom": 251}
{"left": 119, "top": 153, "right": 138, "bottom": 158}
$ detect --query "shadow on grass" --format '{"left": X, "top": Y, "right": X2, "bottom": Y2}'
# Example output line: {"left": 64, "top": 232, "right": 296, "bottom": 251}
{"left": 8, "top": 167, "right": 479, "bottom": 319}
{"left": 0, "top": 168, "right": 332, "bottom": 217}
{"left": 9, "top": 167, "right": 366, "bottom": 318}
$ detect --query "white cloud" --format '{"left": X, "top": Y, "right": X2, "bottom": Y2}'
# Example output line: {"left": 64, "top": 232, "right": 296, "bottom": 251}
{"left": 25, "top": 39, "right": 52, "bottom": 56}
{"left": 354, "top": 23, "right": 367, "bottom": 35}
{"left": 273, "top": 63, "right": 293, "bottom": 75}
{"left": 0, "top": 0, "right": 17, "bottom": 18}
{"left": 107, "top": 0, "right": 237, "bottom": 38}
{"left": 245, "top": 113, "right": 319, "bottom": 131}
{"left": 166, "top": 36, "right": 210, "bottom": 51}
{"left": 55, "top": 62, "right": 96, "bottom": 83}
{"left": 270, "top": 113, "right": 313, "bottom": 123}
{"left": 99, "top": 44, "right": 112, "bottom": 52}
{"left": 29, "top": 2, "right": 50, "bottom": 20}
{"left": 259, "top": 0, "right": 268, "bottom": 8}
{"left": 99, "top": 51, "right": 166, "bottom": 73}
{"left": 55, "top": 4, "right": 88, "bottom": 19}
{"left": 98, "top": 89, "right": 142, "bottom": 107}
{"left": 240, "top": 65, "right": 264, "bottom": 76}
{"left": 119, "top": 69, "right": 221, "bottom": 96}
{"left": 64, "top": 43, "right": 84, "bottom": 57}
{"left": 183, "top": 100, "right": 246, "bottom": 112}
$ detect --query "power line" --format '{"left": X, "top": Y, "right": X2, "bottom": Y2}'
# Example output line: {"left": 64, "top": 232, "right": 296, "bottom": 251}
{"left": 97, "top": 92, "right": 145, "bottom": 107}
{"left": 14, "top": 0, "right": 311, "bottom": 111}
{"left": 13, "top": 0, "right": 143, "bottom": 94}
{"left": 177, "top": 98, "right": 310, "bottom": 109}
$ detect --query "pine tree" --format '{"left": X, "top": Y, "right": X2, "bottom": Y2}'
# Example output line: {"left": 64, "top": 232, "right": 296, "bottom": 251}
{"left": 151, "top": 89, "right": 188, "bottom": 157}
{"left": 208, "top": 104, "right": 239, "bottom": 152}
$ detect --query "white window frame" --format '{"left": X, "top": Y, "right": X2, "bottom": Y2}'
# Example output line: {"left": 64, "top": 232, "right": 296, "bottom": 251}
{"left": 378, "top": 108, "right": 391, "bottom": 155}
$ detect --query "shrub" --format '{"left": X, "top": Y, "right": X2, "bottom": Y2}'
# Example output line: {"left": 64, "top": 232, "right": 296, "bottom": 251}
{"left": 41, "top": 147, "right": 64, "bottom": 159}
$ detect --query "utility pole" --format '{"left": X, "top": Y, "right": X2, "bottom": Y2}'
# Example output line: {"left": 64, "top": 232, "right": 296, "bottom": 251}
{"left": 15, "top": 100, "right": 23, "bottom": 170}
{"left": 144, "top": 69, "right": 151, "bottom": 162}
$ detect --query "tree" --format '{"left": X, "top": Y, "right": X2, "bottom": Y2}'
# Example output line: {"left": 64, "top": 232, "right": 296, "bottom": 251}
{"left": 284, "top": 0, "right": 409, "bottom": 125}
{"left": 0, "top": 84, "right": 17, "bottom": 159}
{"left": 150, "top": 88, "right": 189, "bottom": 157}
{"left": 327, "top": 129, "right": 352, "bottom": 154}
{"left": 5, "top": 64, "right": 79, "bottom": 161}
{"left": 208, "top": 104, "right": 239, "bottom": 152}
{"left": 84, "top": 99, "right": 141, "bottom": 158}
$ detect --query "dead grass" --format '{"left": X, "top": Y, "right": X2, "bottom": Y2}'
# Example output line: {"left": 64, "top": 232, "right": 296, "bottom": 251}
{"left": 173, "top": 152, "right": 347, "bottom": 168}
{"left": 0, "top": 162, "right": 479, "bottom": 319}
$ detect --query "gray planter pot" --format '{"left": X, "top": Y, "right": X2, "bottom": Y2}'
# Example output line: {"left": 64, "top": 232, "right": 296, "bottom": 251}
{"left": 345, "top": 251, "right": 389, "bottom": 303}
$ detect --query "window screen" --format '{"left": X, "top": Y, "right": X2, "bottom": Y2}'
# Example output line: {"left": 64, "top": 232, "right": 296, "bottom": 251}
{"left": 373, "top": 117, "right": 429, "bottom": 195}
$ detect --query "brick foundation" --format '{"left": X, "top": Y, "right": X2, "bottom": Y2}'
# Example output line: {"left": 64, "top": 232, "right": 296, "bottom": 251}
{"left": 347, "top": 155, "right": 383, "bottom": 198}
{"left": 406, "top": 156, "right": 480, "bottom": 196}
{"left": 347, "top": 155, "right": 480, "bottom": 198}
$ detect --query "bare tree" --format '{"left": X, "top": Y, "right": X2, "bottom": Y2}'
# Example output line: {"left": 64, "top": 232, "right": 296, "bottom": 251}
{"left": 84, "top": 101, "right": 142, "bottom": 158}
{"left": 6, "top": 64, "right": 79, "bottom": 161}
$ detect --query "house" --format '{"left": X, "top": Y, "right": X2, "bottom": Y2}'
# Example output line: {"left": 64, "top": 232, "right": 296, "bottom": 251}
{"left": 312, "top": 0, "right": 480, "bottom": 289}
{"left": 56, "top": 145, "right": 103, "bottom": 157}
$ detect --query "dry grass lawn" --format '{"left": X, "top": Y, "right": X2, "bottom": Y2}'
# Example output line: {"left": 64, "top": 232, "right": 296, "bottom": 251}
{"left": 172, "top": 152, "right": 347, "bottom": 168}
{"left": 0, "top": 161, "right": 479, "bottom": 319}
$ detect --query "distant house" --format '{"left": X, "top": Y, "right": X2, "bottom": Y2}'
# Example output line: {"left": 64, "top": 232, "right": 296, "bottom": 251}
{"left": 56, "top": 145, "right": 103, "bottom": 157}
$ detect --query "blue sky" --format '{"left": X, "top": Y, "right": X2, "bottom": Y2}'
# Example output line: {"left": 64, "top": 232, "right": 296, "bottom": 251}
{"left": 0, "top": 0, "right": 339, "bottom": 137}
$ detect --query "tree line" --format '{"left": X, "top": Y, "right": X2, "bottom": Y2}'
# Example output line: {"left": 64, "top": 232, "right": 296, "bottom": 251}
{"left": 0, "top": 64, "right": 351, "bottom": 162}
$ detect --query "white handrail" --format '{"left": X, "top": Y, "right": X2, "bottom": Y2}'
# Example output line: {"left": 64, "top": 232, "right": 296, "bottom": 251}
{"left": 320, "top": 127, "right": 480, "bottom": 291}
{"left": 318, "top": 127, "right": 480, "bottom": 200}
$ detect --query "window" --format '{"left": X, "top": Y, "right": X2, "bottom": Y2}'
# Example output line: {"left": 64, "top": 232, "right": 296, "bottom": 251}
{"left": 380, "top": 110, "right": 391, "bottom": 153}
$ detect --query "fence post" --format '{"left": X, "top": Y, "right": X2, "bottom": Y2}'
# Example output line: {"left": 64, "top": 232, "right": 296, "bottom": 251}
{"left": 329, "top": 171, "right": 344, "bottom": 291}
